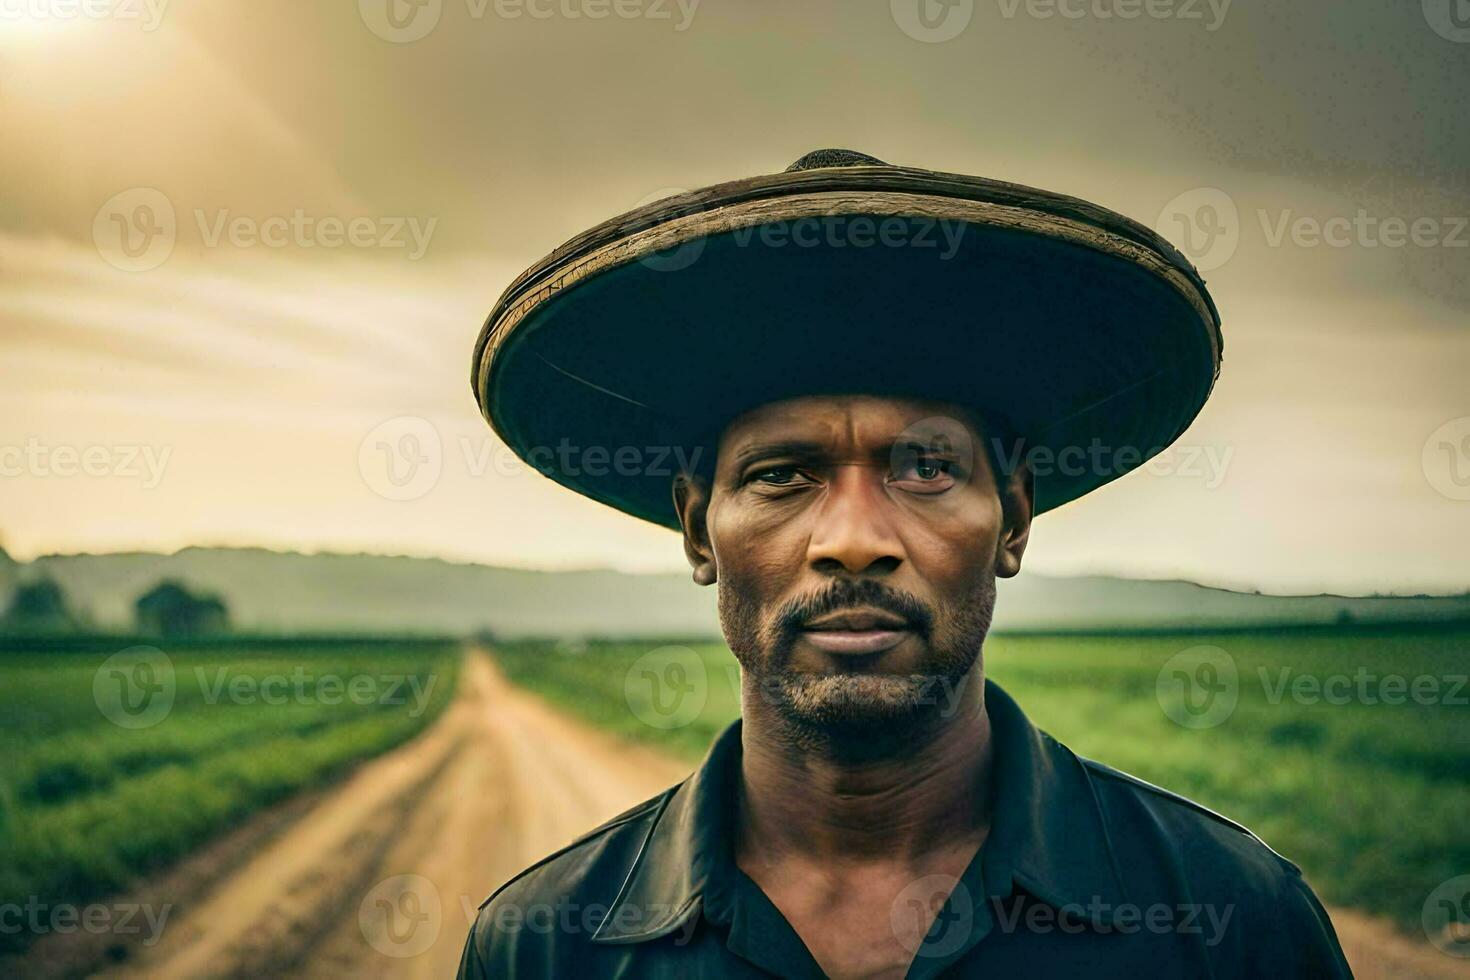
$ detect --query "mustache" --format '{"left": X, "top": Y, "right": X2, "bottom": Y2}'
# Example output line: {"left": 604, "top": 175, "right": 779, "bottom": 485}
{"left": 775, "top": 578, "right": 935, "bottom": 638}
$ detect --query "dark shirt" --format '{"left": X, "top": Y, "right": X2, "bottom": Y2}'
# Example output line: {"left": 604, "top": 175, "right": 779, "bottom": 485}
{"left": 457, "top": 680, "right": 1353, "bottom": 978}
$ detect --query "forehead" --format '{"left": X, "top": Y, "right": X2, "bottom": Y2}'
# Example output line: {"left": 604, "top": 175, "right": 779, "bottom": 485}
{"left": 716, "top": 394, "right": 981, "bottom": 456}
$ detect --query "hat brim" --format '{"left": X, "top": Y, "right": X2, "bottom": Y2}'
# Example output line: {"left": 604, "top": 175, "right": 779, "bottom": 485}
{"left": 473, "top": 165, "right": 1222, "bottom": 528}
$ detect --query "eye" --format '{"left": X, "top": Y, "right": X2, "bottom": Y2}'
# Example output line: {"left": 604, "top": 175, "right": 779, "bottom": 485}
{"left": 750, "top": 465, "right": 801, "bottom": 486}
{"left": 890, "top": 455, "right": 957, "bottom": 493}
{"left": 914, "top": 458, "right": 946, "bottom": 480}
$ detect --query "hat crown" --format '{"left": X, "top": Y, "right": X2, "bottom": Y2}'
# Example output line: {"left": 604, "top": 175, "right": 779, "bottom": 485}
{"left": 784, "top": 148, "right": 889, "bottom": 172}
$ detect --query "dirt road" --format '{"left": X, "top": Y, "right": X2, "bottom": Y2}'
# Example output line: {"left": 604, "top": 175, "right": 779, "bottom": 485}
{"left": 23, "top": 648, "right": 1468, "bottom": 979}
{"left": 67, "top": 649, "right": 685, "bottom": 980}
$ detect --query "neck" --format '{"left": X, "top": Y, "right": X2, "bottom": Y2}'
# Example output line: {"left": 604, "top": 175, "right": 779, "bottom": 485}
{"left": 736, "top": 666, "right": 993, "bottom": 865}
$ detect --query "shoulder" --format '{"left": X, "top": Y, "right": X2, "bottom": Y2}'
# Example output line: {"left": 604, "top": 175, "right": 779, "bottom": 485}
{"left": 1077, "top": 755, "right": 1352, "bottom": 976}
{"left": 1080, "top": 755, "right": 1301, "bottom": 882}
{"left": 457, "top": 788, "right": 674, "bottom": 979}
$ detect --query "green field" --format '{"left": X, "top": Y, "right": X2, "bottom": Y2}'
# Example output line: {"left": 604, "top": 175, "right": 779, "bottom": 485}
{"left": 0, "top": 636, "right": 459, "bottom": 954}
{"left": 492, "top": 626, "right": 1470, "bottom": 932}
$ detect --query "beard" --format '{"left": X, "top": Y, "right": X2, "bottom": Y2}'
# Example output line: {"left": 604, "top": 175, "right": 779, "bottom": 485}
{"left": 718, "top": 573, "right": 997, "bottom": 752}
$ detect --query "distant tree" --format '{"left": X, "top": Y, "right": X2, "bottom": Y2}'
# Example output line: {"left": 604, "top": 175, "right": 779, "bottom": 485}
{"left": 134, "top": 580, "right": 231, "bottom": 637}
{"left": 2, "top": 576, "right": 75, "bottom": 633}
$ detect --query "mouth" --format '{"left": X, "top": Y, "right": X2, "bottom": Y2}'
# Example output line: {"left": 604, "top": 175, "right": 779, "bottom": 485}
{"left": 798, "top": 606, "right": 914, "bottom": 656}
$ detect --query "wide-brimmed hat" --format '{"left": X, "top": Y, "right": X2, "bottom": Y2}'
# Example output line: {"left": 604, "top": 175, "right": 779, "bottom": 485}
{"left": 471, "top": 149, "right": 1222, "bottom": 528}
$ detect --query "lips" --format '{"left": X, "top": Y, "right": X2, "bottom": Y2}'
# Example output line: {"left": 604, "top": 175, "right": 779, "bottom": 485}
{"left": 799, "top": 606, "right": 913, "bottom": 655}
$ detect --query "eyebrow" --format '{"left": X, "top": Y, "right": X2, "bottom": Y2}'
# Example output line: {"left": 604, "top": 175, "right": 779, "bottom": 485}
{"left": 727, "top": 437, "right": 967, "bottom": 471}
{"left": 727, "top": 440, "right": 830, "bottom": 470}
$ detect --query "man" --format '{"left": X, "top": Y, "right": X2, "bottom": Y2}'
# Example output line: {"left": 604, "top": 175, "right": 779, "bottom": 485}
{"left": 457, "top": 150, "right": 1352, "bottom": 978}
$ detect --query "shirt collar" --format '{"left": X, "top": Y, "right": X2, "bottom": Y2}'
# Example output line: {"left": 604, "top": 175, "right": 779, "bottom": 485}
{"left": 979, "top": 679, "right": 1132, "bottom": 923}
{"left": 589, "top": 719, "right": 738, "bottom": 944}
{"left": 590, "top": 677, "right": 1130, "bottom": 944}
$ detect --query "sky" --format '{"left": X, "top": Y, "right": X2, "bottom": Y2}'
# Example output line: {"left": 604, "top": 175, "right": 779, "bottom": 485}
{"left": 1, "top": 0, "right": 1467, "bottom": 594}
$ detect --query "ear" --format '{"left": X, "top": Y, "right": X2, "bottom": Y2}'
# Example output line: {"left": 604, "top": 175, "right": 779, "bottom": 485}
{"left": 673, "top": 473, "right": 718, "bottom": 586}
{"left": 994, "top": 460, "right": 1033, "bottom": 579}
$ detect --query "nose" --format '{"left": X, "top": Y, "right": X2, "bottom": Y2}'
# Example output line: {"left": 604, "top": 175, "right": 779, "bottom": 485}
{"left": 806, "top": 465, "right": 906, "bottom": 576}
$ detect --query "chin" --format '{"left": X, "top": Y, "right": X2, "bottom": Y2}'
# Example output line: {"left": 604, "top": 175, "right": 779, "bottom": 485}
{"left": 769, "top": 673, "right": 941, "bottom": 731}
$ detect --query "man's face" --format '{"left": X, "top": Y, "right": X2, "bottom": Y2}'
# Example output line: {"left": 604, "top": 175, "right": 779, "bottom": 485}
{"left": 675, "top": 394, "right": 1033, "bottom": 738}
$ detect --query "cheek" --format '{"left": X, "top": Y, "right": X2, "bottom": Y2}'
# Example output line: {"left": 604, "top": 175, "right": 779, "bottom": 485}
{"left": 901, "top": 493, "right": 1004, "bottom": 592}
{"left": 707, "top": 494, "right": 807, "bottom": 597}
